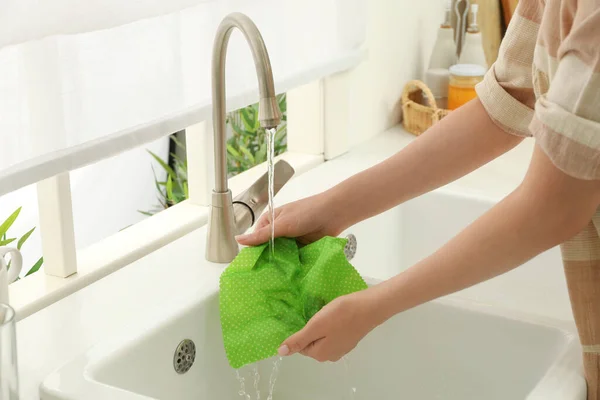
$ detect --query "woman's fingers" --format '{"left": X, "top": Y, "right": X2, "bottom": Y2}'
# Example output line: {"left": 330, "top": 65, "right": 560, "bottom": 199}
{"left": 236, "top": 226, "right": 271, "bottom": 246}
{"left": 254, "top": 211, "right": 273, "bottom": 230}
{"left": 236, "top": 210, "right": 286, "bottom": 246}
{"left": 278, "top": 322, "right": 324, "bottom": 357}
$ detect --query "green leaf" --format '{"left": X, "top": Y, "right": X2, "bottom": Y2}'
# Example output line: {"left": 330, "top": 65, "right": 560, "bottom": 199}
{"left": 276, "top": 145, "right": 288, "bottom": 155}
{"left": 169, "top": 153, "right": 187, "bottom": 177}
{"left": 240, "top": 108, "right": 258, "bottom": 133}
{"left": 25, "top": 257, "right": 44, "bottom": 277}
{"left": 166, "top": 176, "right": 174, "bottom": 203}
{"left": 175, "top": 164, "right": 187, "bottom": 182}
{"left": 151, "top": 167, "right": 167, "bottom": 203}
{"left": 250, "top": 103, "right": 260, "bottom": 120}
{"left": 278, "top": 94, "right": 287, "bottom": 121}
{"left": 278, "top": 93, "right": 287, "bottom": 114}
{"left": 0, "top": 208, "right": 21, "bottom": 237}
{"left": 170, "top": 135, "right": 186, "bottom": 153}
{"left": 0, "top": 238, "right": 16, "bottom": 246}
{"left": 17, "top": 227, "right": 36, "bottom": 250}
{"left": 255, "top": 142, "right": 267, "bottom": 164}
{"left": 172, "top": 153, "right": 186, "bottom": 165}
{"left": 238, "top": 145, "right": 255, "bottom": 164}
{"left": 252, "top": 108, "right": 261, "bottom": 130}
{"left": 138, "top": 210, "right": 155, "bottom": 217}
{"left": 230, "top": 120, "right": 252, "bottom": 137}
{"left": 147, "top": 150, "right": 176, "bottom": 178}
{"left": 227, "top": 112, "right": 240, "bottom": 131}
{"left": 229, "top": 152, "right": 252, "bottom": 169}
{"left": 227, "top": 144, "right": 241, "bottom": 158}
{"left": 183, "top": 182, "right": 189, "bottom": 199}
{"left": 275, "top": 125, "right": 287, "bottom": 143}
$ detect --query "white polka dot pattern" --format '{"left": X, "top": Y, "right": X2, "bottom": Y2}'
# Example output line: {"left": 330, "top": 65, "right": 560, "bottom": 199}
{"left": 219, "top": 236, "right": 368, "bottom": 369}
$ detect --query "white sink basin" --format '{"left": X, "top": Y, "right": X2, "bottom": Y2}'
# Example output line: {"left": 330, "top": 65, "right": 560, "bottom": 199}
{"left": 40, "top": 281, "right": 584, "bottom": 400}
{"left": 39, "top": 190, "right": 587, "bottom": 399}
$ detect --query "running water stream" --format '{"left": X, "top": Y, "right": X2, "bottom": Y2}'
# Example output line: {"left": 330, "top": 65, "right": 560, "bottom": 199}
{"left": 235, "top": 369, "right": 251, "bottom": 400}
{"left": 266, "top": 127, "right": 276, "bottom": 257}
{"left": 235, "top": 129, "right": 354, "bottom": 399}
{"left": 264, "top": 128, "right": 281, "bottom": 400}
{"left": 235, "top": 357, "right": 283, "bottom": 400}
{"left": 266, "top": 357, "right": 283, "bottom": 400}
{"left": 235, "top": 128, "right": 281, "bottom": 399}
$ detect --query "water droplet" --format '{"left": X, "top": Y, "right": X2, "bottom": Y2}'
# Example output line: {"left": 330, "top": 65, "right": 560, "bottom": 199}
{"left": 235, "top": 369, "right": 250, "bottom": 399}
{"left": 342, "top": 356, "right": 356, "bottom": 399}
{"left": 266, "top": 356, "right": 283, "bottom": 400}
{"left": 253, "top": 364, "right": 261, "bottom": 400}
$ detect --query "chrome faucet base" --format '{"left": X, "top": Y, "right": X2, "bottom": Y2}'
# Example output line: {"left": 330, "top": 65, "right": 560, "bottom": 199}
{"left": 205, "top": 190, "right": 239, "bottom": 263}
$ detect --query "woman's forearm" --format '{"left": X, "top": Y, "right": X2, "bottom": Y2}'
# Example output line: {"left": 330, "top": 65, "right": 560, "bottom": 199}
{"left": 371, "top": 146, "right": 600, "bottom": 323}
{"left": 326, "top": 99, "right": 523, "bottom": 230}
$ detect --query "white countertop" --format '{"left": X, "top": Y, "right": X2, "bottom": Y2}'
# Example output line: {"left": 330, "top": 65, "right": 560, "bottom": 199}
{"left": 16, "top": 127, "right": 535, "bottom": 399}
{"left": 0, "top": 0, "right": 366, "bottom": 197}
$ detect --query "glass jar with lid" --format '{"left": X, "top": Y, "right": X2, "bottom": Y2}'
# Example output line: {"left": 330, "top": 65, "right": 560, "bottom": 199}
{"left": 448, "top": 64, "right": 486, "bottom": 110}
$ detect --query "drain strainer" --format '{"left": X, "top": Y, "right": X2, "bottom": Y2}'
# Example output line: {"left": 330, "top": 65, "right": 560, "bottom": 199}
{"left": 173, "top": 339, "right": 196, "bottom": 374}
{"left": 344, "top": 234, "right": 357, "bottom": 261}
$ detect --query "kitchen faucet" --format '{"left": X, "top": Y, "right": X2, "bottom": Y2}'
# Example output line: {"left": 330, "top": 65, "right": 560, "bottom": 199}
{"left": 206, "top": 12, "right": 294, "bottom": 263}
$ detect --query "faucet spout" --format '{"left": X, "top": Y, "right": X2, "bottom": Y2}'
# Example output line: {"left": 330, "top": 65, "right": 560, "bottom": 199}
{"left": 212, "top": 12, "right": 282, "bottom": 193}
{"left": 206, "top": 13, "right": 285, "bottom": 263}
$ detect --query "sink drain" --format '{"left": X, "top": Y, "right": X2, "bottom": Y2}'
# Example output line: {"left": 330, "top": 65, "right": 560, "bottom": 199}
{"left": 173, "top": 339, "right": 196, "bottom": 374}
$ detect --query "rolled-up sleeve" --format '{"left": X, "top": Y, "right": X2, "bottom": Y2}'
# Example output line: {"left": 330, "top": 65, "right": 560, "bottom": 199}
{"left": 529, "top": 4, "right": 600, "bottom": 180}
{"left": 475, "top": 2, "right": 540, "bottom": 137}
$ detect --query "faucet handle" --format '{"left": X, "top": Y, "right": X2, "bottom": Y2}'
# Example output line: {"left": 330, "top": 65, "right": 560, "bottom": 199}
{"left": 232, "top": 160, "right": 295, "bottom": 235}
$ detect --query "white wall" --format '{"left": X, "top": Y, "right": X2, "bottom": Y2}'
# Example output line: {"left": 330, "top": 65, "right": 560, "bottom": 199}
{"left": 339, "top": 0, "right": 444, "bottom": 148}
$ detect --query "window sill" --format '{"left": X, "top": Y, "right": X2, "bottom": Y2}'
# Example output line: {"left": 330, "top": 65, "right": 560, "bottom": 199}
{"left": 10, "top": 151, "right": 323, "bottom": 320}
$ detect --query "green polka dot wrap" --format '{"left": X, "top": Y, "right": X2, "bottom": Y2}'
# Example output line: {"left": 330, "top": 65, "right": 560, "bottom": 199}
{"left": 219, "top": 236, "right": 368, "bottom": 369}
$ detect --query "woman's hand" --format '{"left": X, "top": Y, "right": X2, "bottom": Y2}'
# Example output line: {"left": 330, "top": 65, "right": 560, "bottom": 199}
{"left": 277, "top": 288, "right": 384, "bottom": 362}
{"left": 236, "top": 193, "right": 345, "bottom": 246}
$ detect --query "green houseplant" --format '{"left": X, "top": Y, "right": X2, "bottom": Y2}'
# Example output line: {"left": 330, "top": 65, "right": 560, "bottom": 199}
{"left": 0, "top": 208, "right": 44, "bottom": 279}
{"left": 141, "top": 136, "right": 189, "bottom": 216}
{"left": 142, "top": 94, "right": 287, "bottom": 216}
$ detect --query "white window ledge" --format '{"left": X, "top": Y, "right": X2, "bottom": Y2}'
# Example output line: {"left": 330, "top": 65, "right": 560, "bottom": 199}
{"left": 10, "top": 151, "right": 323, "bottom": 320}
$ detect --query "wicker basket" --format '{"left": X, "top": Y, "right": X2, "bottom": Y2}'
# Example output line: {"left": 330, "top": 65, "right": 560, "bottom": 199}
{"left": 401, "top": 80, "right": 450, "bottom": 136}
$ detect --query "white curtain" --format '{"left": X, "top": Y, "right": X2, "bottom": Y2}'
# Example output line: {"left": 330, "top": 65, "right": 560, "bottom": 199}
{"left": 0, "top": 0, "right": 367, "bottom": 197}
{"left": 0, "top": 0, "right": 215, "bottom": 49}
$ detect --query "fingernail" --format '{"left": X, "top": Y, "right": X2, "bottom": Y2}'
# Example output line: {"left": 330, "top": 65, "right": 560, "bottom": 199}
{"left": 278, "top": 345, "right": 290, "bottom": 356}
{"left": 235, "top": 234, "right": 249, "bottom": 241}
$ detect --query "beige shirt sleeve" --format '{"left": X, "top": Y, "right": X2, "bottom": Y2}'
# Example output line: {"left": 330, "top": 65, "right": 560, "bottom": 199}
{"left": 529, "top": 0, "right": 600, "bottom": 180}
{"left": 475, "top": 1, "right": 539, "bottom": 137}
